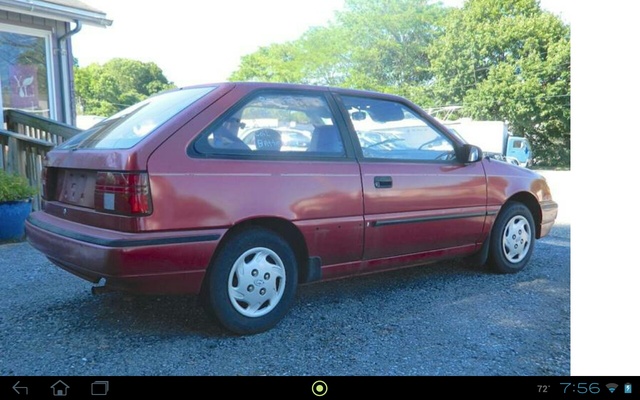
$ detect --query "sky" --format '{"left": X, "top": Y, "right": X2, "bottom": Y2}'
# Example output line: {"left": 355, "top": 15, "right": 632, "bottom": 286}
{"left": 71, "top": 1, "right": 640, "bottom": 377}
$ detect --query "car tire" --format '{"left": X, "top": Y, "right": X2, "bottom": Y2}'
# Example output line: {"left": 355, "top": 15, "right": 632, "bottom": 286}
{"left": 487, "top": 201, "right": 536, "bottom": 274}
{"left": 203, "top": 228, "right": 298, "bottom": 335}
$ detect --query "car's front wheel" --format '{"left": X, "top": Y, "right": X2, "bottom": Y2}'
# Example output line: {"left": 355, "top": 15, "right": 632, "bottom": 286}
{"left": 203, "top": 228, "right": 298, "bottom": 335}
{"left": 487, "top": 201, "right": 536, "bottom": 274}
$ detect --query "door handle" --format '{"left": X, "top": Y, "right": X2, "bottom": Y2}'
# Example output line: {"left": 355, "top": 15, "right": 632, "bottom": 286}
{"left": 374, "top": 176, "right": 393, "bottom": 189}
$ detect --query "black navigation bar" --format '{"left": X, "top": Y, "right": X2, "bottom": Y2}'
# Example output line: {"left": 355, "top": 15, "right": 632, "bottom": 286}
{"left": 1, "top": 376, "right": 637, "bottom": 398}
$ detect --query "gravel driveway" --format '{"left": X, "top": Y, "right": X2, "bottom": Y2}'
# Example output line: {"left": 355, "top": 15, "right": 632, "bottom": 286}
{"left": 0, "top": 171, "right": 569, "bottom": 377}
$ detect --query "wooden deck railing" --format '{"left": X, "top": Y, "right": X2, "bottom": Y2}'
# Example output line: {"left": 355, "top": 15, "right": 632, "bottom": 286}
{"left": 1, "top": 110, "right": 81, "bottom": 210}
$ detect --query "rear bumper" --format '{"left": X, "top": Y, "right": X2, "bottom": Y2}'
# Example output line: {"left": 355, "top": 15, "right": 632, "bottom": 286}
{"left": 25, "top": 212, "right": 223, "bottom": 295}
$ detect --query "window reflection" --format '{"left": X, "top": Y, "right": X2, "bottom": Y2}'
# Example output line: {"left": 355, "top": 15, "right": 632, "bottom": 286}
{"left": 0, "top": 29, "right": 51, "bottom": 118}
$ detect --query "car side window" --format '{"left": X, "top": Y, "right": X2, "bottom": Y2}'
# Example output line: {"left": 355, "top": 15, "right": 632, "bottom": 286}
{"left": 193, "top": 92, "right": 345, "bottom": 157}
{"left": 340, "top": 95, "right": 455, "bottom": 161}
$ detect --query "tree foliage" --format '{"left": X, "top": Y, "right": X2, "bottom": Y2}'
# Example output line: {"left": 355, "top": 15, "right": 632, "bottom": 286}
{"left": 231, "top": 0, "right": 448, "bottom": 103}
{"left": 334, "top": 0, "right": 448, "bottom": 99}
{"left": 428, "top": 0, "right": 570, "bottom": 167}
{"left": 74, "top": 58, "right": 175, "bottom": 117}
{"left": 230, "top": 25, "right": 351, "bottom": 86}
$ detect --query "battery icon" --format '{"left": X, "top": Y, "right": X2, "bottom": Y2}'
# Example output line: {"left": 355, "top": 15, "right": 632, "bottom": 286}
{"left": 625, "top": 383, "right": 632, "bottom": 394}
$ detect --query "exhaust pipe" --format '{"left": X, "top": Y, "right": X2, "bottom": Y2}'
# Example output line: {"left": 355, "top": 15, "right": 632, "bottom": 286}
{"left": 91, "top": 278, "right": 113, "bottom": 295}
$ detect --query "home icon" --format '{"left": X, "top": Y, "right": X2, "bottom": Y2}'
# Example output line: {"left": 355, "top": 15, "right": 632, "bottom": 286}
{"left": 51, "top": 380, "right": 69, "bottom": 396}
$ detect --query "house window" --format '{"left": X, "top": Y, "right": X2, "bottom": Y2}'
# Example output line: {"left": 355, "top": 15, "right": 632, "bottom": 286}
{"left": 0, "top": 24, "right": 55, "bottom": 122}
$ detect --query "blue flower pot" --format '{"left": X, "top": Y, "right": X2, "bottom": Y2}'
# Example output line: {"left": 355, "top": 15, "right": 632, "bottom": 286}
{"left": 0, "top": 199, "right": 32, "bottom": 241}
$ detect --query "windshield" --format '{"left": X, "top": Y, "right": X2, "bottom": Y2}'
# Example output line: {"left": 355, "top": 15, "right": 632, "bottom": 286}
{"left": 59, "top": 87, "right": 215, "bottom": 150}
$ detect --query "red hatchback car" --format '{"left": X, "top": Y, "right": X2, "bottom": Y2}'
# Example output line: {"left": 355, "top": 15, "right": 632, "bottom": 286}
{"left": 26, "top": 82, "right": 558, "bottom": 335}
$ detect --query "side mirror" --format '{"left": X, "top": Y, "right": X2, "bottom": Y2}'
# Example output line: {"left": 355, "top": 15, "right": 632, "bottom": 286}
{"left": 457, "top": 144, "right": 482, "bottom": 163}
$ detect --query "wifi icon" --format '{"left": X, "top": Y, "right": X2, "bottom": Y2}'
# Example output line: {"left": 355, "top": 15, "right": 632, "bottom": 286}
{"left": 606, "top": 383, "right": 618, "bottom": 393}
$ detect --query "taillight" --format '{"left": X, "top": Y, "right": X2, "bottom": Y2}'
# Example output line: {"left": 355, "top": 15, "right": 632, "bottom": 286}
{"left": 94, "top": 172, "right": 152, "bottom": 215}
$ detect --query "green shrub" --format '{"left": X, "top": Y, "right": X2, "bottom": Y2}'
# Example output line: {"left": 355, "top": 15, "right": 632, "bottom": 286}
{"left": 0, "top": 169, "right": 38, "bottom": 202}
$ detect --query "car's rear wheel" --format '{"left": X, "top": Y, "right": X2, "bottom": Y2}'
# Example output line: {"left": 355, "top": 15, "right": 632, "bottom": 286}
{"left": 203, "top": 228, "right": 298, "bottom": 335}
{"left": 487, "top": 201, "right": 535, "bottom": 274}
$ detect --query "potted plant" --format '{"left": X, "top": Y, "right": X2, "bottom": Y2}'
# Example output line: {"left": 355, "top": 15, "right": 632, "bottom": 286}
{"left": 0, "top": 169, "right": 38, "bottom": 241}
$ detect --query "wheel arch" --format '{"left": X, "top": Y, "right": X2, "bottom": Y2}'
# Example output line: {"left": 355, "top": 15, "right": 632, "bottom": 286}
{"left": 199, "top": 217, "right": 311, "bottom": 297}
{"left": 505, "top": 191, "right": 543, "bottom": 239}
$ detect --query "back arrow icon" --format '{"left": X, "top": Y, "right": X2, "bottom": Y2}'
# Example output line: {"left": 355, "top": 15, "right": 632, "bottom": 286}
{"left": 13, "top": 381, "right": 28, "bottom": 395}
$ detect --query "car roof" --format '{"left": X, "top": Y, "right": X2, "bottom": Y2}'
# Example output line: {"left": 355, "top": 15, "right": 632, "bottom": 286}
{"left": 179, "top": 81, "right": 408, "bottom": 102}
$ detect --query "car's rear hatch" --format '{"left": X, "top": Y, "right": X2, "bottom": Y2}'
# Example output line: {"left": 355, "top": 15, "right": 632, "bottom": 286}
{"left": 40, "top": 84, "right": 231, "bottom": 231}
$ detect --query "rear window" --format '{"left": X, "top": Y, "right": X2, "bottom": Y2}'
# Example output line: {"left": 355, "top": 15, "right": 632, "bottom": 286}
{"left": 59, "top": 87, "right": 215, "bottom": 150}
